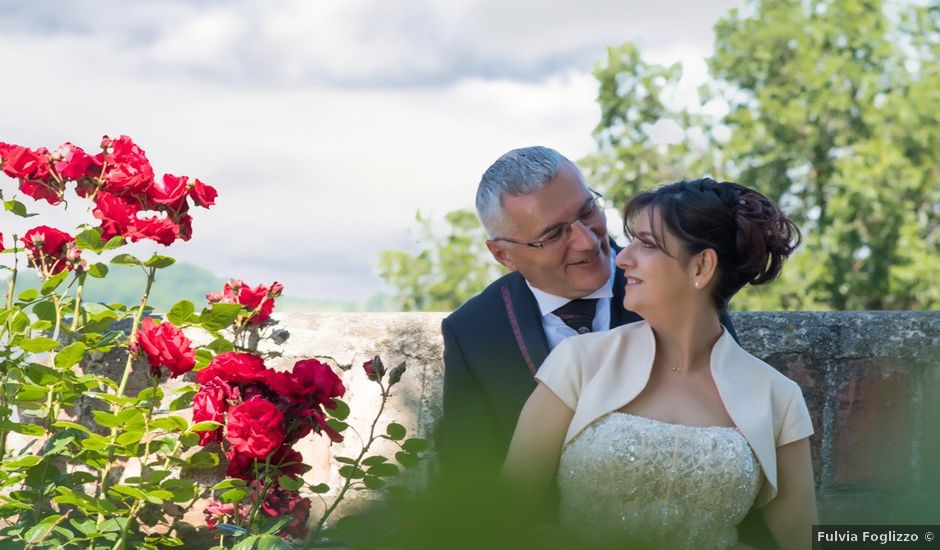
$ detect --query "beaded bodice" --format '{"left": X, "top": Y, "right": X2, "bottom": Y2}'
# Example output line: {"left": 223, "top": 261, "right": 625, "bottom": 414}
{"left": 557, "top": 412, "right": 761, "bottom": 549}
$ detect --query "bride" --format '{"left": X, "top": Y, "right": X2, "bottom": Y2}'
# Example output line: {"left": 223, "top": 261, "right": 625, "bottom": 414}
{"left": 502, "top": 178, "right": 817, "bottom": 549}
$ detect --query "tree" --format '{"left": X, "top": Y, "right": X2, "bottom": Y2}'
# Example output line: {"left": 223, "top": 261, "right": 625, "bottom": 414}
{"left": 377, "top": 210, "right": 507, "bottom": 311}
{"left": 590, "top": 0, "right": 940, "bottom": 310}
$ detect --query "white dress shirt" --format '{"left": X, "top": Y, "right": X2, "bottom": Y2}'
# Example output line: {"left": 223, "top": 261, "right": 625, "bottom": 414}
{"left": 525, "top": 256, "right": 616, "bottom": 350}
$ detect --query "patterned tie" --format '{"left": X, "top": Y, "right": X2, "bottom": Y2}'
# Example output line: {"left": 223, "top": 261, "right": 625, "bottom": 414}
{"left": 553, "top": 298, "right": 598, "bottom": 335}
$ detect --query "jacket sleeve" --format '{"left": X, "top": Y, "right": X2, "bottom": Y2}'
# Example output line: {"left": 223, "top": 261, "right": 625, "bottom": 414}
{"left": 436, "top": 317, "right": 502, "bottom": 477}
{"left": 777, "top": 382, "right": 814, "bottom": 446}
{"left": 533, "top": 337, "right": 581, "bottom": 410}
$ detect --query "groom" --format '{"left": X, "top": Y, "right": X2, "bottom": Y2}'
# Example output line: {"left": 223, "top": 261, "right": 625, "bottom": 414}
{"left": 436, "top": 146, "right": 771, "bottom": 546}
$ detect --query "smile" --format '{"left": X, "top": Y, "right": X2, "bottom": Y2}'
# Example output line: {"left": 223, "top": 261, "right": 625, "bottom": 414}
{"left": 568, "top": 252, "right": 599, "bottom": 267}
{"left": 626, "top": 277, "right": 643, "bottom": 285}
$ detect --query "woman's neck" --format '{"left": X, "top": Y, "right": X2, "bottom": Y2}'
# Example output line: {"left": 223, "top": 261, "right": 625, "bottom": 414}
{"left": 648, "top": 309, "right": 724, "bottom": 372}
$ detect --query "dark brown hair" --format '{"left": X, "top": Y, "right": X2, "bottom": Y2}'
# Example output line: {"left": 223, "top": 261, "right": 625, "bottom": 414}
{"left": 623, "top": 178, "right": 801, "bottom": 310}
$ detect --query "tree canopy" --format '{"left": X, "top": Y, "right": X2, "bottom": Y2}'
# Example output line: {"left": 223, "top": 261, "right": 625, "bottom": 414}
{"left": 381, "top": 0, "right": 940, "bottom": 311}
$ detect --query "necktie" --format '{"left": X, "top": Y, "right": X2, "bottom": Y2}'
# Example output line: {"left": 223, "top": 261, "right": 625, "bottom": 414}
{"left": 553, "top": 298, "right": 598, "bottom": 335}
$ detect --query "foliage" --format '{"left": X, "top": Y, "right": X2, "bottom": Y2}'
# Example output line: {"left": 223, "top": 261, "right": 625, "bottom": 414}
{"left": 378, "top": 210, "right": 506, "bottom": 312}
{"left": 380, "top": 0, "right": 940, "bottom": 311}
{"left": 588, "top": 0, "right": 940, "bottom": 310}
{"left": 0, "top": 136, "right": 427, "bottom": 549}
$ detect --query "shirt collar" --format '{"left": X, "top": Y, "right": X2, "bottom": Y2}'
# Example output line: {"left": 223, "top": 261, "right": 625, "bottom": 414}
{"left": 526, "top": 254, "right": 616, "bottom": 317}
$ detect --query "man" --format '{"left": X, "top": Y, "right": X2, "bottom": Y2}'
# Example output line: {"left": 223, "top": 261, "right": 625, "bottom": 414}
{"left": 436, "top": 146, "right": 772, "bottom": 547}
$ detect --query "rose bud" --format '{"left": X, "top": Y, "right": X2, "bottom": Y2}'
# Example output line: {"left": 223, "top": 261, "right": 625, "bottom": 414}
{"left": 388, "top": 362, "right": 406, "bottom": 386}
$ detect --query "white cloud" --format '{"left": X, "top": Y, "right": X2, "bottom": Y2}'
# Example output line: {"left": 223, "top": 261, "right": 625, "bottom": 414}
{"left": 0, "top": 0, "right": 743, "bottom": 301}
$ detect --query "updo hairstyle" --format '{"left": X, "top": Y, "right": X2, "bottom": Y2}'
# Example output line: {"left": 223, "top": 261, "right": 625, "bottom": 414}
{"left": 622, "top": 178, "right": 801, "bottom": 310}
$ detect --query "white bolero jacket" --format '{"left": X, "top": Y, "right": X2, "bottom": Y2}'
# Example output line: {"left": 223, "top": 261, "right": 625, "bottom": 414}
{"left": 535, "top": 321, "right": 814, "bottom": 506}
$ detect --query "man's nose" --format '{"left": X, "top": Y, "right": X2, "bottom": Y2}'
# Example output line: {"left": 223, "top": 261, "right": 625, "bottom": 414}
{"left": 568, "top": 220, "right": 598, "bottom": 250}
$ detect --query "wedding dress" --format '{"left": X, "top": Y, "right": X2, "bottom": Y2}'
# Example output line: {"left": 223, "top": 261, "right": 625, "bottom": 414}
{"left": 557, "top": 412, "right": 761, "bottom": 549}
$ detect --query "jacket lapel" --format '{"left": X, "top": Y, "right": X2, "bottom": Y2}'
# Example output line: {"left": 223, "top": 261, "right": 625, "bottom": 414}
{"left": 500, "top": 273, "right": 550, "bottom": 375}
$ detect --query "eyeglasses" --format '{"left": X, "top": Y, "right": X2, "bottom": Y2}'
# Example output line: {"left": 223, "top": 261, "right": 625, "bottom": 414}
{"left": 493, "top": 189, "right": 606, "bottom": 249}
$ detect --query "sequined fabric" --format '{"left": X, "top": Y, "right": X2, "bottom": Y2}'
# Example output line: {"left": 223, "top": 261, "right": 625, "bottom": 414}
{"left": 557, "top": 412, "right": 761, "bottom": 549}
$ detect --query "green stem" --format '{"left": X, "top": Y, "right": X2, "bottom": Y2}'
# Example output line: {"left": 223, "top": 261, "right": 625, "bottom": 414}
{"left": 95, "top": 267, "right": 156, "bottom": 512}
{"left": 116, "top": 267, "right": 157, "bottom": 398}
{"left": 70, "top": 272, "right": 87, "bottom": 334}
{"left": 309, "top": 381, "right": 389, "bottom": 543}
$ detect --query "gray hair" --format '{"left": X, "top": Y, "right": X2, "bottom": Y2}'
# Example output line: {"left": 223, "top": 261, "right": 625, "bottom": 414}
{"left": 476, "top": 146, "right": 575, "bottom": 237}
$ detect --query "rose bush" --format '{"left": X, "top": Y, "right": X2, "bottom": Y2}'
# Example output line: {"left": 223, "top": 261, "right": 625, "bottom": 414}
{"left": 0, "top": 135, "right": 427, "bottom": 549}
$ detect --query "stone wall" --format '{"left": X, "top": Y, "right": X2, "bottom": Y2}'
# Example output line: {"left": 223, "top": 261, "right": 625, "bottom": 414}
{"left": 274, "top": 310, "right": 940, "bottom": 524}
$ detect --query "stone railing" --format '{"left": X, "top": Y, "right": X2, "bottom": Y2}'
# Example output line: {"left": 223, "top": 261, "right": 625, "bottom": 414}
{"left": 275, "top": 310, "right": 940, "bottom": 523}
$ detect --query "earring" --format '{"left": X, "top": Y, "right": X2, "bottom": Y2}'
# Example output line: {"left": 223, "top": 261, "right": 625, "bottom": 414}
{"left": 694, "top": 282, "right": 700, "bottom": 289}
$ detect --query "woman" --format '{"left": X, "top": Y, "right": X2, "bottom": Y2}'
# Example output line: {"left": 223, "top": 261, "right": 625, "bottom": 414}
{"left": 502, "top": 178, "right": 817, "bottom": 549}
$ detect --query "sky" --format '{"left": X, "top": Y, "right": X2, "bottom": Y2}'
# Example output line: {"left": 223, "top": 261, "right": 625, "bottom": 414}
{"left": 0, "top": 0, "right": 744, "bottom": 302}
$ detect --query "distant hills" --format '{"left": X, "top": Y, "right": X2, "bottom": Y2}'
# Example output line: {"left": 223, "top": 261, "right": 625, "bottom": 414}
{"left": 8, "top": 260, "right": 396, "bottom": 313}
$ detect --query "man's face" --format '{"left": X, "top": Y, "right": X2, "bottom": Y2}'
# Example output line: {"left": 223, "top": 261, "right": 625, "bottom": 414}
{"left": 486, "top": 163, "right": 611, "bottom": 299}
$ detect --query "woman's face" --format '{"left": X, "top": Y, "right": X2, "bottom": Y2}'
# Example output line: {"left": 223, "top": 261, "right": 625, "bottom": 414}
{"left": 615, "top": 207, "right": 698, "bottom": 317}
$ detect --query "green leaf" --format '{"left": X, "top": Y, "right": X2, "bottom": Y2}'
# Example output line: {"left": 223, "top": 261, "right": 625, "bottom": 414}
{"left": 366, "top": 463, "right": 400, "bottom": 477}
{"left": 169, "top": 390, "right": 195, "bottom": 411}
{"left": 328, "top": 398, "right": 350, "bottom": 421}
{"left": 52, "top": 421, "right": 92, "bottom": 435}
{"left": 109, "top": 484, "right": 147, "bottom": 501}
{"left": 110, "top": 253, "right": 142, "bottom": 267}
{"left": 54, "top": 342, "right": 86, "bottom": 369}
{"left": 310, "top": 483, "right": 330, "bottom": 494}
{"left": 206, "top": 337, "right": 234, "bottom": 354}
{"left": 75, "top": 229, "right": 105, "bottom": 253}
{"left": 87, "top": 262, "right": 109, "bottom": 279}
{"left": 23, "top": 513, "right": 62, "bottom": 543}
{"left": 396, "top": 451, "right": 419, "bottom": 469}
{"left": 402, "top": 437, "right": 430, "bottom": 454}
{"left": 116, "top": 430, "right": 143, "bottom": 446}
{"left": 3, "top": 455, "right": 41, "bottom": 469}
{"left": 334, "top": 456, "right": 357, "bottom": 465}
{"left": 338, "top": 465, "right": 365, "bottom": 479}
{"left": 144, "top": 254, "right": 176, "bottom": 268}
{"left": 277, "top": 475, "right": 304, "bottom": 491}
{"left": 4, "top": 199, "right": 35, "bottom": 218}
{"left": 41, "top": 270, "right": 70, "bottom": 295}
{"left": 257, "top": 534, "right": 293, "bottom": 550}
{"left": 19, "top": 337, "right": 59, "bottom": 353}
{"left": 261, "top": 518, "right": 293, "bottom": 536}
{"left": 33, "top": 301, "right": 56, "bottom": 322}
{"left": 363, "top": 475, "right": 386, "bottom": 490}
{"left": 187, "top": 451, "right": 220, "bottom": 468}
{"left": 385, "top": 422, "right": 406, "bottom": 440}
{"left": 190, "top": 420, "right": 222, "bottom": 432}
{"left": 92, "top": 410, "right": 122, "bottom": 428}
{"left": 80, "top": 435, "right": 111, "bottom": 451}
{"left": 162, "top": 478, "right": 196, "bottom": 502}
{"left": 102, "top": 236, "right": 126, "bottom": 251}
{"left": 166, "top": 300, "right": 196, "bottom": 325}
{"left": 17, "top": 288, "right": 39, "bottom": 302}
{"left": 219, "top": 488, "right": 247, "bottom": 504}
{"left": 151, "top": 416, "right": 188, "bottom": 432}
{"left": 362, "top": 455, "right": 388, "bottom": 466}
{"left": 199, "top": 303, "right": 244, "bottom": 331}
{"left": 31, "top": 319, "right": 53, "bottom": 331}
{"left": 212, "top": 478, "right": 247, "bottom": 491}
{"left": 231, "top": 535, "right": 260, "bottom": 550}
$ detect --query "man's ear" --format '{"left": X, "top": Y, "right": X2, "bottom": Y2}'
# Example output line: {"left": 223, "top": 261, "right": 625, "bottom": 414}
{"left": 692, "top": 248, "right": 718, "bottom": 288}
{"left": 486, "top": 240, "right": 518, "bottom": 271}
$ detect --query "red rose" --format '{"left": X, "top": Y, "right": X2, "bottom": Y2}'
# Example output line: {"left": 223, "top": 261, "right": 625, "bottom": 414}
{"left": 0, "top": 143, "right": 51, "bottom": 181}
{"left": 213, "top": 279, "right": 278, "bottom": 324}
{"left": 225, "top": 448, "right": 256, "bottom": 480}
{"left": 260, "top": 485, "right": 311, "bottom": 540}
{"left": 126, "top": 215, "right": 180, "bottom": 246}
{"left": 190, "top": 178, "right": 218, "bottom": 207}
{"left": 225, "top": 396, "right": 285, "bottom": 459}
{"left": 192, "top": 378, "right": 236, "bottom": 445}
{"left": 21, "top": 226, "right": 76, "bottom": 275}
{"left": 196, "top": 352, "right": 269, "bottom": 386}
{"left": 0, "top": 233, "right": 4, "bottom": 254}
{"left": 149, "top": 174, "right": 189, "bottom": 209}
{"left": 204, "top": 500, "right": 236, "bottom": 529}
{"left": 93, "top": 192, "right": 138, "bottom": 240}
{"left": 269, "top": 446, "right": 311, "bottom": 479}
{"left": 103, "top": 135, "right": 154, "bottom": 196}
{"left": 54, "top": 142, "right": 102, "bottom": 181}
{"left": 268, "top": 359, "right": 345, "bottom": 407}
{"left": 133, "top": 317, "right": 195, "bottom": 378}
